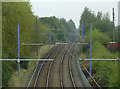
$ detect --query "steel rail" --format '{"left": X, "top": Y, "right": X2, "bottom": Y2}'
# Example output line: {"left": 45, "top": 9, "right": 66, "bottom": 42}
{"left": 33, "top": 41, "right": 54, "bottom": 88}
{"left": 79, "top": 62, "right": 101, "bottom": 88}
{"left": 60, "top": 44, "right": 75, "bottom": 88}
{"left": 33, "top": 44, "right": 60, "bottom": 88}
{"left": 26, "top": 39, "right": 50, "bottom": 89}
{"left": 59, "top": 44, "right": 70, "bottom": 88}
{"left": 26, "top": 63, "right": 43, "bottom": 89}
{"left": 33, "top": 63, "right": 44, "bottom": 88}
{"left": 68, "top": 44, "right": 77, "bottom": 89}
{"left": 26, "top": 44, "right": 59, "bottom": 89}
{"left": 67, "top": 44, "right": 101, "bottom": 88}
{"left": 46, "top": 44, "right": 63, "bottom": 88}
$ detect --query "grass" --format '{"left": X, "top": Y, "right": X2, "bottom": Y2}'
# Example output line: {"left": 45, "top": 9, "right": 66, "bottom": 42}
{"left": 8, "top": 45, "right": 54, "bottom": 87}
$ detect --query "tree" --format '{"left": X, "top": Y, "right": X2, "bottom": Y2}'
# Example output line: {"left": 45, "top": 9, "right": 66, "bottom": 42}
{"left": 80, "top": 7, "right": 96, "bottom": 34}
{"left": 79, "top": 7, "right": 113, "bottom": 41}
{"left": 2, "top": 2, "right": 50, "bottom": 87}
{"left": 85, "top": 29, "right": 111, "bottom": 46}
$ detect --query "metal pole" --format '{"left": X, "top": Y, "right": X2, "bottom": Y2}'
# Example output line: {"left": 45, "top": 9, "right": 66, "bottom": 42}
{"left": 49, "top": 24, "right": 51, "bottom": 47}
{"left": 0, "top": 59, "right": 54, "bottom": 61}
{"left": 79, "top": 59, "right": 120, "bottom": 61}
{"left": 70, "top": 33, "right": 71, "bottom": 43}
{"left": 57, "top": 24, "right": 58, "bottom": 43}
{"left": 113, "top": 8, "right": 115, "bottom": 42}
{"left": 67, "top": 33, "right": 69, "bottom": 43}
{"left": 36, "top": 17, "right": 38, "bottom": 56}
{"left": 18, "top": 22, "right": 20, "bottom": 78}
{"left": 81, "top": 21, "right": 83, "bottom": 58}
{"left": 90, "top": 23, "right": 92, "bottom": 78}
{"left": 65, "top": 30, "right": 67, "bottom": 43}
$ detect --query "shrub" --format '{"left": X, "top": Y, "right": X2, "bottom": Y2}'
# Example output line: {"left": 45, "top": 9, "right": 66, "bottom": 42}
{"left": 20, "top": 61, "right": 28, "bottom": 69}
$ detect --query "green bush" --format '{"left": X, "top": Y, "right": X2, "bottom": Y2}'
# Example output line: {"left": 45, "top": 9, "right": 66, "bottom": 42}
{"left": 92, "top": 61, "right": 113, "bottom": 86}
{"left": 92, "top": 41, "right": 114, "bottom": 59}
{"left": 20, "top": 61, "right": 28, "bottom": 69}
{"left": 2, "top": 62, "right": 13, "bottom": 87}
{"left": 107, "top": 46, "right": 118, "bottom": 53}
{"left": 91, "top": 41, "right": 117, "bottom": 87}
{"left": 85, "top": 29, "right": 111, "bottom": 46}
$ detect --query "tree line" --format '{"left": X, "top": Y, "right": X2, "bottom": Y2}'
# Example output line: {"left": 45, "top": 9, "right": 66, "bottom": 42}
{"left": 2, "top": 1, "right": 78, "bottom": 87}
{"left": 79, "top": 7, "right": 118, "bottom": 42}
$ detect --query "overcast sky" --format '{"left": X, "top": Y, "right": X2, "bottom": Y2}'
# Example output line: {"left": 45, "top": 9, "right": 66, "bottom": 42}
{"left": 29, "top": 0, "right": 119, "bottom": 28}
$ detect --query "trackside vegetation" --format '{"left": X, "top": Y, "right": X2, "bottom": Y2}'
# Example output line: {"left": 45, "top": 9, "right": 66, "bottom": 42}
{"left": 79, "top": 7, "right": 119, "bottom": 87}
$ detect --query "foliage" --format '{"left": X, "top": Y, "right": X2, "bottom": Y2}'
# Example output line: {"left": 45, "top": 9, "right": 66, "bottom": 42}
{"left": 79, "top": 11, "right": 118, "bottom": 87}
{"left": 92, "top": 61, "right": 113, "bottom": 87}
{"left": 40, "top": 17, "right": 65, "bottom": 42}
{"left": 40, "top": 17, "right": 79, "bottom": 43}
{"left": 90, "top": 41, "right": 117, "bottom": 87}
{"left": 107, "top": 46, "right": 118, "bottom": 53}
{"left": 2, "top": 62, "right": 13, "bottom": 87}
{"left": 2, "top": 2, "right": 79, "bottom": 87}
{"left": 2, "top": 2, "right": 36, "bottom": 59}
{"left": 85, "top": 29, "right": 111, "bottom": 45}
{"left": 92, "top": 41, "right": 114, "bottom": 59}
{"left": 60, "top": 18, "right": 79, "bottom": 42}
{"left": 86, "top": 32, "right": 117, "bottom": 87}
{"left": 83, "top": 30, "right": 118, "bottom": 87}
{"left": 83, "top": 29, "right": 111, "bottom": 58}
{"left": 80, "top": 7, "right": 96, "bottom": 34}
{"left": 79, "top": 7, "right": 117, "bottom": 42}
{"left": 20, "top": 61, "right": 28, "bottom": 69}
{"left": 106, "top": 62, "right": 118, "bottom": 87}
{"left": 2, "top": 2, "right": 49, "bottom": 87}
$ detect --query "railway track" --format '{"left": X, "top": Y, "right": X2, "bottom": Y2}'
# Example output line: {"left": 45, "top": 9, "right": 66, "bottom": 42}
{"left": 68, "top": 44, "right": 77, "bottom": 89}
{"left": 60, "top": 44, "right": 74, "bottom": 88}
{"left": 46, "top": 44, "right": 64, "bottom": 88}
{"left": 26, "top": 44, "right": 61, "bottom": 88}
{"left": 27, "top": 43, "right": 89, "bottom": 89}
{"left": 59, "top": 44, "right": 70, "bottom": 88}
